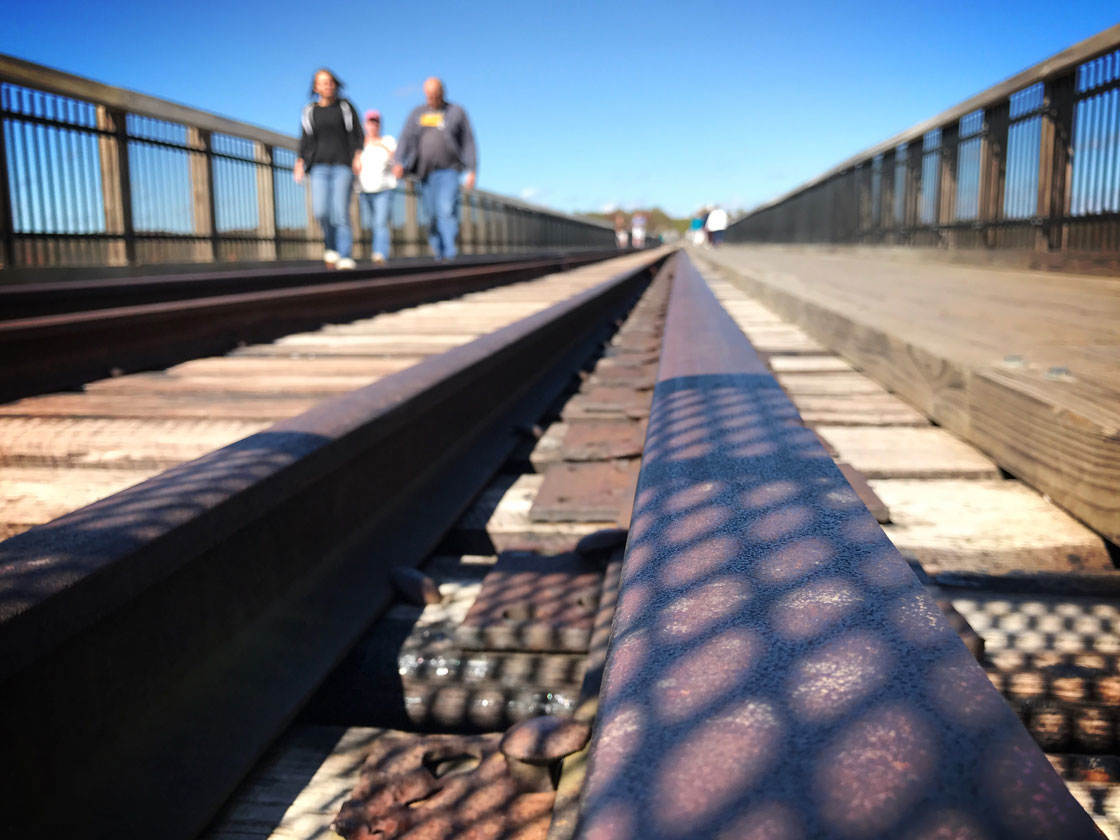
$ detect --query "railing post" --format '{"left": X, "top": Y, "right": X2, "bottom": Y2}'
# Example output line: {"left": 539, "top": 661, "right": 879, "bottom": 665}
{"left": 97, "top": 106, "right": 133, "bottom": 265}
{"left": 979, "top": 101, "right": 1009, "bottom": 247}
{"left": 906, "top": 141, "right": 923, "bottom": 237}
{"left": 1038, "top": 71, "right": 1076, "bottom": 251}
{"left": 303, "top": 168, "right": 315, "bottom": 259}
{"left": 856, "top": 162, "right": 872, "bottom": 241}
{"left": 456, "top": 193, "right": 470, "bottom": 255}
{"left": 880, "top": 149, "right": 895, "bottom": 242}
{"left": 0, "top": 112, "right": 14, "bottom": 267}
{"left": 254, "top": 142, "right": 278, "bottom": 261}
{"left": 939, "top": 123, "right": 959, "bottom": 246}
{"left": 404, "top": 179, "right": 420, "bottom": 257}
{"left": 188, "top": 127, "right": 217, "bottom": 261}
{"left": 349, "top": 190, "right": 362, "bottom": 260}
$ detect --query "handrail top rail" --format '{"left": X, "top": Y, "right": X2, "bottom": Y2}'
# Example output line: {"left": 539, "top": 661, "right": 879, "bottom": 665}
{"left": 0, "top": 52, "right": 298, "bottom": 149}
{"left": 741, "top": 23, "right": 1120, "bottom": 218}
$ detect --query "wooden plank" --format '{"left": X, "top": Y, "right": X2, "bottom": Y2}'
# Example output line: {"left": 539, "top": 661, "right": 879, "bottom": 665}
{"left": 698, "top": 247, "right": 1120, "bottom": 541}
{"left": 0, "top": 416, "right": 266, "bottom": 468}
{"left": 201, "top": 725, "right": 367, "bottom": 840}
{"left": 0, "top": 392, "right": 320, "bottom": 420}
{"left": 776, "top": 372, "right": 892, "bottom": 395}
{"left": 446, "top": 474, "right": 603, "bottom": 555}
{"left": 166, "top": 356, "right": 420, "bottom": 378}
{"left": 0, "top": 465, "right": 161, "bottom": 538}
{"left": 970, "top": 368, "right": 1120, "bottom": 543}
{"left": 767, "top": 355, "right": 855, "bottom": 373}
{"left": 815, "top": 425, "right": 1001, "bottom": 479}
{"left": 82, "top": 372, "right": 382, "bottom": 397}
{"left": 787, "top": 392, "right": 931, "bottom": 426}
{"left": 873, "top": 479, "right": 1114, "bottom": 575}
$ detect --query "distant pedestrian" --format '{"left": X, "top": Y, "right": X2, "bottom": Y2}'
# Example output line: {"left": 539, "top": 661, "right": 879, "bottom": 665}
{"left": 614, "top": 212, "right": 629, "bottom": 249}
{"left": 705, "top": 205, "right": 728, "bottom": 247}
{"left": 631, "top": 211, "right": 647, "bottom": 249}
{"left": 357, "top": 109, "right": 397, "bottom": 263}
{"left": 294, "top": 68, "right": 364, "bottom": 269}
{"left": 688, "top": 214, "right": 705, "bottom": 246}
{"left": 393, "top": 77, "right": 477, "bottom": 260}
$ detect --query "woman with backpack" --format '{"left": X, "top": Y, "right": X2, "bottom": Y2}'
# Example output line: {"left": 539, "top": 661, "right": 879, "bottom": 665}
{"left": 293, "top": 68, "right": 363, "bottom": 269}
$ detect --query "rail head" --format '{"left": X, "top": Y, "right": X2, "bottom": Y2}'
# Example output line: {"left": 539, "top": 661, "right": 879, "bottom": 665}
{"left": 573, "top": 251, "right": 1099, "bottom": 839}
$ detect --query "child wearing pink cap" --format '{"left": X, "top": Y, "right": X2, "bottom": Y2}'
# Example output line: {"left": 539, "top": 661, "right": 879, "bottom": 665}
{"left": 357, "top": 109, "right": 398, "bottom": 262}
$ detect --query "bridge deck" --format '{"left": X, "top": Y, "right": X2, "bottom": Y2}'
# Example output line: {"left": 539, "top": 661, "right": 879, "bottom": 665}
{"left": 695, "top": 245, "right": 1120, "bottom": 544}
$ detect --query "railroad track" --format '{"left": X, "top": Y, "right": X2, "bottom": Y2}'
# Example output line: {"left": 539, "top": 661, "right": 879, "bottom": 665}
{"left": 0, "top": 249, "right": 1114, "bottom": 838}
{"left": 0, "top": 252, "right": 632, "bottom": 539}
{"left": 0, "top": 252, "right": 621, "bottom": 320}
{"left": 0, "top": 250, "right": 620, "bottom": 403}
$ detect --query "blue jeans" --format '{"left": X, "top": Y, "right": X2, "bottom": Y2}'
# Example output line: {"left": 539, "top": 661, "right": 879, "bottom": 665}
{"left": 421, "top": 168, "right": 460, "bottom": 259}
{"left": 360, "top": 190, "right": 393, "bottom": 258}
{"left": 309, "top": 164, "right": 354, "bottom": 258}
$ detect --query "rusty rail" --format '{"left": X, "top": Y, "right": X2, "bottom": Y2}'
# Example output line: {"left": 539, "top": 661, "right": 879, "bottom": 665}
{"left": 572, "top": 252, "right": 1101, "bottom": 839}
{"left": 0, "top": 250, "right": 670, "bottom": 838}
{"left": 727, "top": 25, "right": 1120, "bottom": 269}
{"left": 0, "top": 53, "right": 613, "bottom": 270}
{"left": 0, "top": 252, "right": 616, "bottom": 402}
{"left": 0, "top": 250, "right": 617, "bottom": 320}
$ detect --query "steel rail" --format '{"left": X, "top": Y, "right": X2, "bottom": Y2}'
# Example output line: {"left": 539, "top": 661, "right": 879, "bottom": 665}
{"left": 572, "top": 251, "right": 1100, "bottom": 839}
{"left": 0, "top": 250, "right": 622, "bottom": 320}
{"left": 0, "top": 252, "right": 617, "bottom": 403}
{"left": 0, "top": 249, "right": 670, "bottom": 839}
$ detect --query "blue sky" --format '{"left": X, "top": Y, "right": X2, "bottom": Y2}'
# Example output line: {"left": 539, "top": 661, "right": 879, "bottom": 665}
{"left": 4, "top": 1, "right": 1117, "bottom": 218}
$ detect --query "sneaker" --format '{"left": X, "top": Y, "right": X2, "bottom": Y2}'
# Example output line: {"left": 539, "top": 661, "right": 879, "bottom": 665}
{"left": 323, "top": 249, "right": 340, "bottom": 267}
{"left": 336, "top": 257, "right": 356, "bottom": 270}
{"left": 372, "top": 253, "right": 386, "bottom": 264}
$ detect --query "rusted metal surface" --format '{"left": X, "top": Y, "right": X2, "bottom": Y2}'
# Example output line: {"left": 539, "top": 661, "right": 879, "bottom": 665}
{"left": 530, "top": 461, "right": 641, "bottom": 524}
{"left": 0, "top": 251, "right": 668, "bottom": 838}
{"left": 390, "top": 566, "right": 442, "bottom": 606}
{"left": 457, "top": 552, "right": 603, "bottom": 653}
{"left": 560, "top": 421, "right": 647, "bottom": 461}
{"left": 836, "top": 460, "right": 891, "bottom": 523}
{"left": 332, "top": 731, "right": 555, "bottom": 840}
{"left": 0, "top": 255, "right": 618, "bottom": 403}
{"left": 502, "top": 716, "right": 592, "bottom": 764}
{"left": 573, "top": 252, "right": 1100, "bottom": 839}
{"left": 0, "top": 252, "right": 617, "bottom": 320}
{"left": 575, "top": 528, "right": 629, "bottom": 560}
{"left": 502, "top": 716, "right": 593, "bottom": 794}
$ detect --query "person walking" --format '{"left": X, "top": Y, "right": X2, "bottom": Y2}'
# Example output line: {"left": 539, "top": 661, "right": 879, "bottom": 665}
{"left": 613, "top": 211, "right": 629, "bottom": 249}
{"left": 294, "top": 68, "right": 364, "bottom": 269}
{"left": 705, "top": 205, "right": 728, "bottom": 247}
{"left": 357, "top": 109, "right": 397, "bottom": 263}
{"left": 392, "top": 77, "right": 477, "bottom": 260}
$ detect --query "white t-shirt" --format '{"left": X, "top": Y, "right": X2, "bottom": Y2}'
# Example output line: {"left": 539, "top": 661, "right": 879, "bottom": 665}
{"left": 706, "top": 208, "right": 728, "bottom": 231}
{"left": 358, "top": 135, "right": 398, "bottom": 193}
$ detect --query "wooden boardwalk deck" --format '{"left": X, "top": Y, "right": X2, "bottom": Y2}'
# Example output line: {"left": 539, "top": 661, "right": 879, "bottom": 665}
{"left": 696, "top": 245, "right": 1120, "bottom": 544}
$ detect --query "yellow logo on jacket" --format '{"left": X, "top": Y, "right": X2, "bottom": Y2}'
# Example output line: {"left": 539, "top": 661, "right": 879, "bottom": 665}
{"left": 419, "top": 111, "right": 445, "bottom": 128}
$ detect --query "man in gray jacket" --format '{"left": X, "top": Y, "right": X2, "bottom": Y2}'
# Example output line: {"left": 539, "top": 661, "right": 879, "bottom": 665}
{"left": 393, "top": 77, "right": 477, "bottom": 259}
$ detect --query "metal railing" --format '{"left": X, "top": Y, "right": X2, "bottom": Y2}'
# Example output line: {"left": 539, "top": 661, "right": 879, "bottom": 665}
{"left": 0, "top": 54, "right": 613, "bottom": 270}
{"left": 728, "top": 24, "right": 1120, "bottom": 258}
